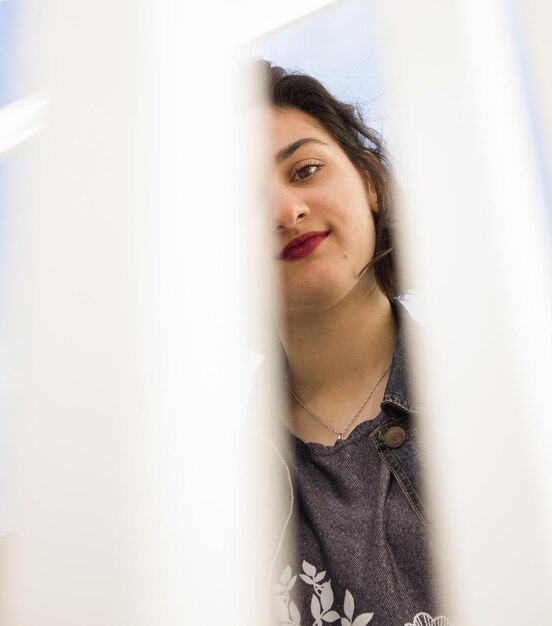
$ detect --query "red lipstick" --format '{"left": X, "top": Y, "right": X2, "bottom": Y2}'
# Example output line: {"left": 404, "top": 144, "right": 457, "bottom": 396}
{"left": 279, "top": 231, "right": 329, "bottom": 261}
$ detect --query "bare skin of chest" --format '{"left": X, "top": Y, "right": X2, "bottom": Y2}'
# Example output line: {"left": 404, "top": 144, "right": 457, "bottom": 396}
{"left": 285, "top": 370, "right": 390, "bottom": 446}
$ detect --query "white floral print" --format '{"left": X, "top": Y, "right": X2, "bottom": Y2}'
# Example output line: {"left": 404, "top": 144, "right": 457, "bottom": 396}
{"left": 340, "top": 589, "right": 374, "bottom": 626}
{"left": 274, "top": 561, "right": 373, "bottom": 626}
{"left": 404, "top": 612, "right": 455, "bottom": 626}
{"left": 274, "top": 565, "right": 301, "bottom": 626}
{"left": 274, "top": 562, "right": 455, "bottom": 626}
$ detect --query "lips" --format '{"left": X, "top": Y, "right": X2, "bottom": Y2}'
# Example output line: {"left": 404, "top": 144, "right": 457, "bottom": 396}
{"left": 279, "top": 231, "right": 329, "bottom": 261}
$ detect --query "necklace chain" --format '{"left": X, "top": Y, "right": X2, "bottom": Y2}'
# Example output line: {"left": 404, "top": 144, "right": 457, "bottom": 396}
{"left": 285, "top": 362, "right": 392, "bottom": 441}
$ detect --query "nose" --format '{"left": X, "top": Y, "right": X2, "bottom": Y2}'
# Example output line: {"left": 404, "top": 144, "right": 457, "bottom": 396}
{"left": 272, "top": 184, "right": 311, "bottom": 232}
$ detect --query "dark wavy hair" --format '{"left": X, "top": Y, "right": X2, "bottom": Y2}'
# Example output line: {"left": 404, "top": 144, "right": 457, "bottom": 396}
{"left": 264, "top": 62, "right": 401, "bottom": 300}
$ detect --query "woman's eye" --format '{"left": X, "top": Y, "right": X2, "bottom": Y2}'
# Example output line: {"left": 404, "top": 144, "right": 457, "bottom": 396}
{"left": 291, "top": 162, "right": 323, "bottom": 182}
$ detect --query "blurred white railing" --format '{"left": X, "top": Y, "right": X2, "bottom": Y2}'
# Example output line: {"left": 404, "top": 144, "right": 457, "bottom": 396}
{"left": 379, "top": 1, "right": 552, "bottom": 624}
{"left": 0, "top": 0, "right": 333, "bottom": 624}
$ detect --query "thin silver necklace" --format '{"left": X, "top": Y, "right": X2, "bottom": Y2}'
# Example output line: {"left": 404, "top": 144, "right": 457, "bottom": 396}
{"left": 285, "top": 362, "right": 392, "bottom": 441}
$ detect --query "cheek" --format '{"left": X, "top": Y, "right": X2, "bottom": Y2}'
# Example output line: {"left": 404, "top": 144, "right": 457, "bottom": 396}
{"left": 334, "top": 176, "right": 374, "bottom": 225}
{"left": 337, "top": 196, "right": 377, "bottom": 252}
{"left": 348, "top": 213, "right": 378, "bottom": 270}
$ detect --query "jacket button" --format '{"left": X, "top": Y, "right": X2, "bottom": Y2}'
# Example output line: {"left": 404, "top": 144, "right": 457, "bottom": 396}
{"left": 384, "top": 427, "right": 406, "bottom": 448}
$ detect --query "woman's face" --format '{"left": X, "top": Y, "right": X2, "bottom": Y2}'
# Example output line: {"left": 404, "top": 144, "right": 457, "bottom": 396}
{"left": 269, "top": 107, "right": 379, "bottom": 315}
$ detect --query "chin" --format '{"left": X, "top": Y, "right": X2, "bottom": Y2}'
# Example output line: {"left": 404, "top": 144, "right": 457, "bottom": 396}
{"left": 282, "top": 277, "right": 356, "bottom": 316}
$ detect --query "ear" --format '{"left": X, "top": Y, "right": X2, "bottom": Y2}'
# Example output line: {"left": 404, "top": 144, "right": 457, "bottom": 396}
{"left": 361, "top": 149, "right": 383, "bottom": 214}
{"left": 366, "top": 177, "right": 379, "bottom": 214}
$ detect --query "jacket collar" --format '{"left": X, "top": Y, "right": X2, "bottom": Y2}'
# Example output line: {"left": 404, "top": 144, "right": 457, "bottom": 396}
{"left": 381, "top": 300, "right": 421, "bottom": 417}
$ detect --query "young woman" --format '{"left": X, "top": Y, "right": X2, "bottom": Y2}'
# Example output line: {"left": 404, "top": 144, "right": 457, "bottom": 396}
{"left": 260, "top": 63, "right": 451, "bottom": 626}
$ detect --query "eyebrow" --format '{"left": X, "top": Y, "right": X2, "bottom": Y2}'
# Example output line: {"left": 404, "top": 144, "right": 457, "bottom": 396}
{"left": 275, "top": 137, "right": 328, "bottom": 164}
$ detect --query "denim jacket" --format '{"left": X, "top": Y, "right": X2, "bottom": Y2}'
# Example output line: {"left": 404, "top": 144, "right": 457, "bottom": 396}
{"left": 372, "top": 305, "right": 432, "bottom": 531}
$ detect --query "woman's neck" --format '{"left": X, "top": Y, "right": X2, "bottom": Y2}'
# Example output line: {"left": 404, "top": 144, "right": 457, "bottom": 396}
{"left": 279, "top": 285, "right": 397, "bottom": 444}
{"left": 280, "top": 284, "right": 397, "bottom": 400}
